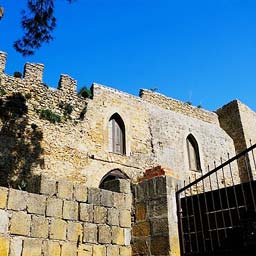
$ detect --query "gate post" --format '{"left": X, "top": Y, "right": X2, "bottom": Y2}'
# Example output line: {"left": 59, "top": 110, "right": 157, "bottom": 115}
{"left": 132, "top": 166, "right": 181, "bottom": 256}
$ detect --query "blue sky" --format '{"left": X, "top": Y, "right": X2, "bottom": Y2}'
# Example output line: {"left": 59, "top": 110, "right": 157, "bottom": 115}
{"left": 1, "top": 0, "right": 256, "bottom": 111}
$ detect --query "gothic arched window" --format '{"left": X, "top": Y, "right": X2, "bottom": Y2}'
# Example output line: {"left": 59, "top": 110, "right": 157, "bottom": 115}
{"left": 186, "top": 134, "right": 201, "bottom": 172}
{"left": 108, "top": 113, "right": 126, "bottom": 155}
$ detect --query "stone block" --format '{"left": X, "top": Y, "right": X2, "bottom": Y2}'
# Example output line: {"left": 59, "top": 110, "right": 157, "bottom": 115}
{"left": 22, "top": 239, "right": 42, "bottom": 256}
{"left": 98, "top": 225, "right": 111, "bottom": 244}
{"left": 83, "top": 223, "right": 97, "bottom": 243}
{"left": 155, "top": 176, "right": 167, "bottom": 196}
{"left": 9, "top": 237, "right": 23, "bottom": 256}
{"left": 46, "top": 197, "right": 63, "bottom": 218}
{"left": 0, "top": 236, "right": 9, "bottom": 256}
{"left": 10, "top": 212, "right": 31, "bottom": 236}
{"left": 106, "top": 245, "right": 119, "bottom": 256}
{"left": 50, "top": 219, "right": 67, "bottom": 240}
{"left": 61, "top": 242, "right": 77, "bottom": 256}
{"left": 107, "top": 208, "right": 119, "bottom": 226}
{"left": 119, "top": 210, "right": 131, "bottom": 228}
{"left": 119, "top": 246, "right": 131, "bottom": 256}
{"left": 67, "top": 222, "right": 83, "bottom": 242}
{"left": 7, "top": 189, "right": 27, "bottom": 211}
{"left": 150, "top": 236, "right": 170, "bottom": 255}
{"left": 57, "top": 180, "right": 73, "bottom": 200}
{"left": 77, "top": 244, "right": 92, "bottom": 256}
{"left": 74, "top": 183, "right": 87, "bottom": 202}
{"left": 43, "top": 240, "right": 61, "bottom": 256}
{"left": 93, "top": 245, "right": 106, "bottom": 256}
{"left": 113, "top": 193, "right": 126, "bottom": 209}
{"left": 80, "top": 203, "right": 93, "bottom": 222}
{"left": 148, "top": 197, "right": 168, "bottom": 218}
{"left": 124, "top": 228, "right": 131, "bottom": 246}
{"left": 132, "top": 222, "right": 150, "bottom": 237}
{"left": 112, "top": 227, "right": 124, "bottom": 245}
{"left": 124, "top": 194, "right": 132, "bottom": 210}
{"left": 131, "top": 239, "right": 148, "bottom": 255}
{"left": 63, "top": 200, "right": 78, "bottom": 220}
{"left": 135, "top": 203, "right": 147, "bottom": 221}
{"left": 0, "top": 188, "right": 8, "bottom": 209}
{"left": 87, "top": 188, "right": 101, "bottom": 205}
{"left": 27, "top": 193, "right": 46, "bottom": 215}
{"left": 102, "top": 179, "right": 131, "bottom": 194}
{"left": 151, "top": 218, "right": 169, "bottom": 236}
{"left": 31, "top": 215, "right": 49, "bottom": 238}
{"left": 101, "top": 190, "right": 113, "bottom": 208}
{"left": 94, "top": 206, "right": 107, "bottom": 224}
{"left": 0, "top": 210, "right": 9, "bottom": 234}
{"left": 40, "top": 175, "right": 57, "bottom": 196}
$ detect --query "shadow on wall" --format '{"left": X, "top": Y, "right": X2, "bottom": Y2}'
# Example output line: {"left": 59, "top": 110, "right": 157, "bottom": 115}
{"left": 0, "top": 93, "right": 44, "bottom": 189}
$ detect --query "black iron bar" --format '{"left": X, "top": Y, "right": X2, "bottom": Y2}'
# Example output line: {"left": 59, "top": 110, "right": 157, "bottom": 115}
{"left": 249, "top": 140, "right": 256, "bottom": 180}
{"left": 208, "top": 168, "right": 221, "bottom": 248}
{"left": 220, "top": 157, "right": 233, "bottom": 227}
{"left": 244, "top": 154, "right": 256, "bottom": 212}
{"left": 183, "top": 180, "right": 192, "bottom": 253}
{"left": 195, "top": 180, "right": 206, "bottom": 252}
{"left": 201, "top": 172, "right": 213, "bottom": 251}
{"left": 227, "top": 153, "right": 240, "bottom": 220}
{"left": 189, "top": 176, "right": 199, "bottom": 253}
{"left": 214, "top": 161, "right": 227, "bottom": 238}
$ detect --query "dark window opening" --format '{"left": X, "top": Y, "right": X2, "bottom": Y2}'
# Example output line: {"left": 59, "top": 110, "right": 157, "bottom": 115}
{"left": 186, "top": 134, "right": 201, "bottom": 172}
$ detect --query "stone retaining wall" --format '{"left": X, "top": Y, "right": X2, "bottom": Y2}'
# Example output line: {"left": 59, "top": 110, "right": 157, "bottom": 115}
{"left": 0, "top": 176, "right": 132, "bottom": 256}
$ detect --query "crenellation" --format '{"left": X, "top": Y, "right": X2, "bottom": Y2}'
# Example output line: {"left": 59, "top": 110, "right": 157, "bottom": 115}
{"left": 58, "top": 74, "right": 77, "bottom": 94}
{"left": 0, "top": 51, "right": 7, "bottom": 73}
{"left": 23, "top": 62, "right": 44, "bottom": 82}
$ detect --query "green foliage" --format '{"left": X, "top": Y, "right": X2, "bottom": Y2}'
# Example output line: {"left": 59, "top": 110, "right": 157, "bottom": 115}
{"left": 0, "top": 88, "right": 6, "bottom": 96}
{"left": 185, "top": 101, "right": 192, "bottom": 105}
{"left": 63, "top": 103, "right": 73, "bottom": 116}
{"left": 13, "top": 71, "right": 22, "bottom": 78}
{"left": 149, "top": 87, "right": 158, "bottom": 92}
{"left": 78, "top": 86, "right": 92, "bottom": 99}
{"left": 197, "top": 105, "right": 202, "bottom": 109}
{"left": 25, "top": 93, "right": 32, "bottom": 99}
{"left": 39, "top": 109, "right": 61, "bottom": 123}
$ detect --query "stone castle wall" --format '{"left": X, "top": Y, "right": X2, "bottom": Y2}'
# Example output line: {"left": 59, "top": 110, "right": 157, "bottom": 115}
{"left": 0, "top": 51, "right": 237, "bottom": 188}
{"left": 0, "top": 175, "right": 132, "bottom": 256}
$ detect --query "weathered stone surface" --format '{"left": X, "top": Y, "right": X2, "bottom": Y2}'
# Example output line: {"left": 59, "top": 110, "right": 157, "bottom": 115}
{"left": 119, "top": 246, "right": 131, "bottom": 256}
{"left": 49, "top": 219, "right": 67, "bottom": 240}
{"left": 94, "top": 206, "right": 107, "bottom": 224}
{"left": 135, "top": 203, "right": 146, "bottom": 221}
{"left": 0, "top": 236, "right": 9, "bottom": 256}
{"left": 61, "top": 242, "right": 77, "bottom": 256}
{"left": 98, "top": 225, "right": 111, "bottom": 244}
{"left": 0, "top": 188, "right": 8, "bottom": 209}
{"left": 58, "top": 180, "right": 73, "bottom": 200}
{"left": 80, "top": 203, "right": 93, "bottom": 222}
{"left": 113, "top": 193, "right": 126, "bottom": 209}
{"left": 27, "top": 193, "right": 46, "bottom": 215}
{"left": 43, "top": 240, "right": 61, "bottom": 256}
{"left": 67, "top": 222, "right": 83, "bottom": 242}
{"left": 9, "top": 237, "right": 22, "bottom": 256}
{"left": 119, "top": 210, "right": 131, "bottom": 228}
{"left": 83, "top": 223, "right": 97, "bottom": 243}
{"left": 0, "top": 210, "right": 9, "bottom": 234}
{"left": 150, "top": 236, "right": 170, "bottom": 255}
{"left": 46, "top": 197, "right": 63, "bottom": 218}
{"left": 77, "top": 244, "right": 93, "bottom": 256}
{"left": 40, "top": 176, "right": 57, "bottom": 196}
{"left": 106, "top": 245, "right": 119, "bottom": 256}
{"left": 131, "top": 239, "right": 148, "bottom": 256}
{"left": 101, "top": 190, "right": 113, "bottom": 208}
{"left": 7, "top": 189, "right": 27, "bottom": 211}
{"left": 22, "top": 239, "right": 42, "bottom": 256}
{"left": 124, "top": 228, "right": 131, "bottom": 246}
{"left": 151, "top": 218, "right": 169, "bottom": 236}
{"left": 63, "top": 200, "right": 78, "bottom": 220}
{"left": 74, "top": 183, "right": 87, "bottom": 202}
{"left": 132, "top": 222, "right": 150, "bottom": 237}
{"left": 87, "top": 188, "right": 101, "bottom": 205}
{"left": 107, "top": 208, "right": 119, "bottom": 226}
{"left": 10, "top": 212, "right": 31, "bottom": 236}
{"left": 112, "top": 226, "right": 124, "bottom": 245}
{"left": 93, "top": 245, "right": 106, "bottom": 256}
{"left": 31, "top": 215, "right": 49, "bottom": 238}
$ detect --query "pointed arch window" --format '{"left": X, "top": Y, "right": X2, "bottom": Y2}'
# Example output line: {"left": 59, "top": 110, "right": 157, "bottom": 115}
{"left": 186, "top": 134, "right": 201, "bottom": 172}
{"left": 108, "top": 113, "right": 126, "bottom": 155}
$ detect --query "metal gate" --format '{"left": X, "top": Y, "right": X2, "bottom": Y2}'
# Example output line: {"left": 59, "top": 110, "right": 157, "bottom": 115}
{"left": 176, "top": 143, "right": 256, "bottom": 255}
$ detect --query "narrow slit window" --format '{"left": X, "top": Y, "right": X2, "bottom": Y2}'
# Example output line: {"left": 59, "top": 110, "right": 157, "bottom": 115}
{"left": 186, "top": 134, "right": 201, "bottom": 171}
{"left": 109, "top": 113, "right": 125, "bottom": 155}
